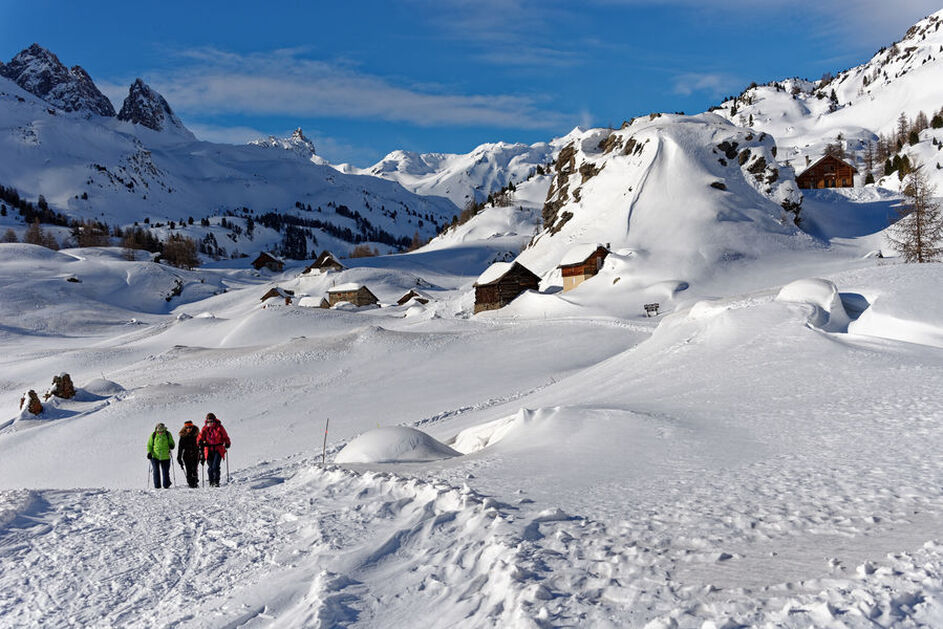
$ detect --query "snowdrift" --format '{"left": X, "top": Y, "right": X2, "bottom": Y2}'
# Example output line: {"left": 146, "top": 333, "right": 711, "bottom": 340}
{"left": 335, "top": 426, "right": 460, "bottom": 463}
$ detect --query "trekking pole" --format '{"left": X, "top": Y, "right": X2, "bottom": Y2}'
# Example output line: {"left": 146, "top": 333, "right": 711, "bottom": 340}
{"left": 201, "top": 460, "right": 205, "bottom": 488}
{"left": 225, "top": 453, "right": 230, "bottom": 485}
{"left": 171, "top": 459, "right": 176, "bottom": 486}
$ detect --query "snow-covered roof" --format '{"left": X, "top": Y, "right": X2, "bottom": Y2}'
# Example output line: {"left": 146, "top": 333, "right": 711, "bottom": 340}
{"left": 328, "top": 282, "right": 365, "bottom": 293}
{"left": 796, "top": 154, "right": 858, "bottom": 178}
{"left": 254, "top": 251, "right": 284, "bottom": 263}
{"left": 558, "top": 244, "right": 608, "bottom": 267}
{"left": 475, "top": 262, "right": 514, "bottom": 285}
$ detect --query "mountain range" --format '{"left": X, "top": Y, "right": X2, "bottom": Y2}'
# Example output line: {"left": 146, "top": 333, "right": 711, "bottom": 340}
{"left": 1, "top": 9, "right": 943, "bottom": 263}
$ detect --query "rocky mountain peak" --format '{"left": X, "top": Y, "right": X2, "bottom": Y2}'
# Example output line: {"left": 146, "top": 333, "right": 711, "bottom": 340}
{"left": 0, "top": 43, "right": 115, "bottom": 117}
{"left": 117, "top": 78, "right": 190, "bottom": 135}
{"left": 250, "top": 127, "right": 317, "bottom": 160}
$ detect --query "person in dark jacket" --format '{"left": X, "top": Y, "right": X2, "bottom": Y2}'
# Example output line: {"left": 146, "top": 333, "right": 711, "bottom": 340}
{"left": 198, "top": 413, "right": 231, "bottom": 487}
{"left": 177, "top": 420, "right": 201, "bottom": 488}
{"left": 146, "top": 423, "right": 175, "bottom": 489}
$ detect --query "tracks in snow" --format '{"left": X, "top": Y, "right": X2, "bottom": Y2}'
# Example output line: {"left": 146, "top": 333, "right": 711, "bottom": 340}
{"left": 1, "top": 460, "right": 941, "bottom": 628}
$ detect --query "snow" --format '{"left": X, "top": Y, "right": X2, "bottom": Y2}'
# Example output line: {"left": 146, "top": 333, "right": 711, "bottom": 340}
{"left": 3, "top": 15, "right": 943, "bottom": 628}
{"left": 558, "top": 243, "right": 606, "bottom": 267}
{"left": 474, "top": 261, "right": 514, "bottom": 285}
{"left": 335, "top": 426, "right": 459, "bottom": 463}
{"left": 326, "top": 282, "right": 365, "bottom": 292}
{"left": 0, "top": 74, "right": 459, "bottom": 256}
{"left": 775, "top": 277, "right": 851, "bottom": 331}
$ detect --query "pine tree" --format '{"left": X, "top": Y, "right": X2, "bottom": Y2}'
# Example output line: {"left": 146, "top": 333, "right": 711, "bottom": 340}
{"left": 886, "top": 163, "right": 943, "bottom": 263}
{"left": 1, "top": 228, "right": 17, "bottom": 243}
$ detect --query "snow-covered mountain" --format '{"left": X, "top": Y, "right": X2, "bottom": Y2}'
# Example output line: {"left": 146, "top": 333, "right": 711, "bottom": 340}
{"left": 516, "top": 114, "right": 804, "bottom": 285}
{"left": 249, "top": 127, "right": 328, "bottom": 165}
{"left": 117, "top": 78, "right": 193, "bottom": 138}
{"left": 712, "top": 9, "right": 943, "bottom": 190}
{"left": 362, "top": 134, "right": 578, "bottom": 208}
{"left": 0, "top": 45, "right": 458, "bottom": 257}
{"left": 0, "top": 43, "right": 115, "bottom": 117}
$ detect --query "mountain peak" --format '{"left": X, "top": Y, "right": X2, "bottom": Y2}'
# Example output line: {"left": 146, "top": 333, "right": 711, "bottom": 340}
{"left": 117, "top": 78, "right": 191, "bottom": 136}
{"left": 250, "top": 127, "right": 317, "bottom": 161}
{"left": 0, "top": 43, "right": 115, "bottom": 117}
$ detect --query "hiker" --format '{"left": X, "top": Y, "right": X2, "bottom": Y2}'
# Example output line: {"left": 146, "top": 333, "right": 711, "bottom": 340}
{"left": 177, "top": 420, "right": 201, "bottom": 488}
{"left": 198, "top": 413, "right": 230, "bottom": 487}
{"left": 146, "top": 423, "right": 175, "bottom": 489}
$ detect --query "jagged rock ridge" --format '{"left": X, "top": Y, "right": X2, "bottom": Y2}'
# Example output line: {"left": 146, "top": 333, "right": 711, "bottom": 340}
{"left": 0, "top": 44, "right": 115, "bottom": 117}
{"left": 117, "top": 78, "right": 190, "bottom": 135}
{"left": 250, "top": 128, "right": 319, "bottom": 162}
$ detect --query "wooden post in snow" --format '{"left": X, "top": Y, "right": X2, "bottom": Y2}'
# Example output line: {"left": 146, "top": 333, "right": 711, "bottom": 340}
{"left": 321, "top": 417, "right": 330, "bottom": 467}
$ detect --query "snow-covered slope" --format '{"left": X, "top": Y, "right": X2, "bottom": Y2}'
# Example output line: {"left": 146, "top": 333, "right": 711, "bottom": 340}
{"left": 516, "top": 114, "right": 804, "bottom": 286}
{"left": 0, "top": 46, "right": 459, "bottom": 256}
{"left": 362, "top": 133, "right": 579, "bottom": 208}
{"left": 712, "top": 9, "right": 943, "bottom": 189}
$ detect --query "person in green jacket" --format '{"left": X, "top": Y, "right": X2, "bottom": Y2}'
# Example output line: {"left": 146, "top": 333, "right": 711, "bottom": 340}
{"left": 147, "top": 423, "right": 175, "bottom": 489}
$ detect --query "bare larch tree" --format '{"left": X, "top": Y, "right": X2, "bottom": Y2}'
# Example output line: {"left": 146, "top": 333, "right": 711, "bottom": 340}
{"left": 887, "top": 163, "right": 943, "bottom": 263}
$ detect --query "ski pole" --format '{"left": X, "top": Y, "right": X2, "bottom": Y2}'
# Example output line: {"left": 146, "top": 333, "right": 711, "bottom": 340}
{"left": 201, "top": 459, "right": 205, "bottom": 488}
{"left": 226, "top": 453, "right": 230, "bottom": 484}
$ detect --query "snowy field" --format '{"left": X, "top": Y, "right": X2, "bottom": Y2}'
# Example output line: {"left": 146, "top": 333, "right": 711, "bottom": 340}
{"left": 2, "top": 195, "right": 943, "bottom": 628}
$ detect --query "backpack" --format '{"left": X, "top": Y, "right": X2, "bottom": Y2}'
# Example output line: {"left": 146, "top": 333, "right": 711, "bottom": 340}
{"left": 203, "top": 422, "right": 225, "bottom": 445}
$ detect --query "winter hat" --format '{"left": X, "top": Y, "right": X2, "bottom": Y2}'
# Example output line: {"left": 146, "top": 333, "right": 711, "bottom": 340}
{"left": 155, "top": 422, "right": 166, "bottom": 431}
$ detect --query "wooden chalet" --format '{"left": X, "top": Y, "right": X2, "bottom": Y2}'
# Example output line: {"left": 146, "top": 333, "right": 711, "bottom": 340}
{"left": 796, "top": 154, "right": 856, "bottom": 189}
{"left": 260, "top": 287, "right": 294, "bottom": 305}
{"left": 558, "top": 244, "right": 610, "bottom": 292}
{"left": 396, "top": 289, "right": 430, "bottom": 306}
{"left": 327, "top": 283, "right": 379, "bottom": 307}
{"left": 303, "top": 250, "right": 345, "bottom": 275}
{"left": 252, "top": 251, "right": 285, "bottom": 272}
{"left": 473, "top": 261, "right": 541, "bottom": 314}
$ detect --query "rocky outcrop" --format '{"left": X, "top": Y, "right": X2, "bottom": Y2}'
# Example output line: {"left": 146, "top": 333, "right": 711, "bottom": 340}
{"left": 250, "top": 128, "right": 318, "bottom": 161}
{"left": 117, "top": 79, "right": 191, "bottom": 135}
{"left": 20, "top": 390, "right": 43, "bottom": 415}
{"left": 0, "top": 44, "right": 115, "bottom": 117}
{"left": 49, "top": 373, "right": 76, "bottom": 399}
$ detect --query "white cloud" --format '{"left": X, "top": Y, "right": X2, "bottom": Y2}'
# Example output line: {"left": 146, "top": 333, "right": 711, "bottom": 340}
{"left": 672, "top": 72, "right": 741, "bottom": 98}
{"left": 185, "top": 122, "right": 382, "bottom": 165}
{"left": 592, "top": 0, "right": 941, "bottom": 46}
{"left": 129, "top": 47, "right": 568, "bottom": 130}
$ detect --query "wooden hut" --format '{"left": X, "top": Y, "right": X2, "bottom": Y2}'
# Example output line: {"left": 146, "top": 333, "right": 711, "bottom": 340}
{"left": 252, "top": 251, "right": 284, "bottom": 272}
{"left": 473, "top": 262, "right": 541, "bottom": 313}
{"left": 396, "top": 289, "right": 430, "bottom": 305}
{"left": 558, "top": 244, "right": 610, "bottom": 292}
{"left": 327, "top": 283, "right": 379, "bottom": 307}
{"left": 260, "top": 287, "right": 294, "bottom": 304}
{"left": 796, "top": 154, "right": 856, "bottom": 189}
{"left": 303, "top": 250, "right": 345, "bottom": 275}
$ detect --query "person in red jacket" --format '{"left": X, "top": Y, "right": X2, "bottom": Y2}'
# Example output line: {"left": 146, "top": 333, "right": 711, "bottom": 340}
{"left": 198, "top": 412, "right": 230, "bottom": 487}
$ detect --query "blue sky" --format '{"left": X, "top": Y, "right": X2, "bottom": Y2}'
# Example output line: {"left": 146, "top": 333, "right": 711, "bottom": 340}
{"left": 1, "top": 0, "right": 940, "bottom": 165}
